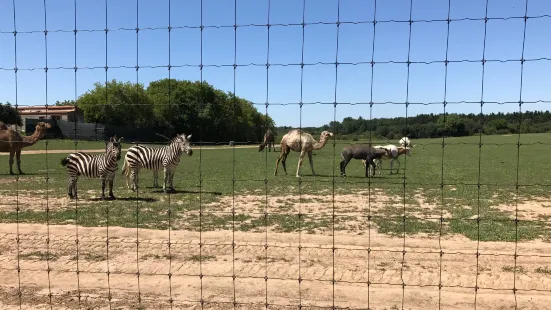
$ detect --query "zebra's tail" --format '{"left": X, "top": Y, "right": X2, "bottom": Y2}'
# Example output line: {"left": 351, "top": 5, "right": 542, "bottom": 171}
{"left": 121, "top": 157, "right": 127, "bottom": 175}
{"left": 60, "top": 157, "right": 69, "bottom": 166}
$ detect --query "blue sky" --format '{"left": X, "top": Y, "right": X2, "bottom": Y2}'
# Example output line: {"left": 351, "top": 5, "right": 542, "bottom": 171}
{"left": 0, "top": 0, "right": 550, "bottom": 127}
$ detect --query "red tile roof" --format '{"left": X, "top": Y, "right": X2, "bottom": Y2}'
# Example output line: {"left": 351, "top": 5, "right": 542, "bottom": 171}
{"left": 17, "top": 105, "right": 79, "bottom": 115}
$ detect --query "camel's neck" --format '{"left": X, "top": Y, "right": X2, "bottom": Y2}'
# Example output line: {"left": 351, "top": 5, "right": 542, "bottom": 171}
{"left": 21, "top": 130, "right": 45, "bottom": 146}
{"left": 312, "top": 134, "right": 330, "bottom": 150}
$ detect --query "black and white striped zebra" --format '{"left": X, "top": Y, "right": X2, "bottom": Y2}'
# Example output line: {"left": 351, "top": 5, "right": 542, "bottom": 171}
{"left": 122, "top": 133, "right": 193, "bottom": 193}
{"left": 60, "top": 135, "right": 124, "bottom": 200}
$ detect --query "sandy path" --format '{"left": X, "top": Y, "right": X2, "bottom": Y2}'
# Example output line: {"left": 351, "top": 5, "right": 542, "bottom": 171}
{"left": 0, "top": 223, "right": 550, "bottom": 309}
{"left": 0, "top": 145, "right": 259, "bottom": 156}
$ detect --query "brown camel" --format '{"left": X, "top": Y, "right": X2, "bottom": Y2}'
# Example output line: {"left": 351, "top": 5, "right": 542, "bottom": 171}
{"left": 258, "top": 129, "right": 276, "bottom": 152}
{"left": 0, "top": 122, "right": 52, "bottom": 175}
{"left": 274, "top": 129, "right": 334, "bottom": 177}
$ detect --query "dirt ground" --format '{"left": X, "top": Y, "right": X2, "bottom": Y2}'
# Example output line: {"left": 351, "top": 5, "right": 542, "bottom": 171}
{"left": 1, "top": 221, "right": 551, "bottom": 310}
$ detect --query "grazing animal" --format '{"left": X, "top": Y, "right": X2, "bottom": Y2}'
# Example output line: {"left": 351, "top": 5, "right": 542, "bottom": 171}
{"left": 363, "top": 145, "right": 412, "bottom": 174}
{"left": 362, "top": 137, "right": 415, "bottom": 174}
{"left": 123, "top": 133, "right": 193, "bottom": 193}
{"left": 60, "top": 135, "right": 123, "bottom": 200}
{"left": 274, "top": 129, "right": 333, "bottom": 177}
{"left": 0, "top": 121, "right": 52, "bottom": 175}
{"left": 121, "top": 156, "right": 136, "bottom": 190}
{"left": 340, "top": 144, "right": 390, "bottom": 177}
{"left": 399, "top": 136, "right": 413, "bottom": 148}
{"left": 258, "top": 129, "right": 276, "bottom": 152}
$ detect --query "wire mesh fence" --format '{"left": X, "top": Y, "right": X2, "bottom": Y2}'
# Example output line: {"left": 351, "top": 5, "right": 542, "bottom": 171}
{"left": 0, "top": 0, "right": 550, "bottom": 309}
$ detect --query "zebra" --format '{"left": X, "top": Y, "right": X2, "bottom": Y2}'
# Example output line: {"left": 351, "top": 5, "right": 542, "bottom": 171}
{"left": 122, "top": 133, "right": 193, "bottom": 193}
{"left": 60, "top": 135, "right": 124, "bottom": 200}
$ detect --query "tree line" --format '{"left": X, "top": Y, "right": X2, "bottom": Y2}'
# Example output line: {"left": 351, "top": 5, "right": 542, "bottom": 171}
{"left": 47, "top": 79, "right": 275, "bottom": 143}
{"left": 308, "top": 111, "right": 551, "bottom": 140}
{"left": 2, "top": 79, "right": 550, "bottom": 143}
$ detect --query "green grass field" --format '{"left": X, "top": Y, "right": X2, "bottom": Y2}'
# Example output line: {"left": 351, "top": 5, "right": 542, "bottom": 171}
{"left": 1, "top": 133, "right": 550, "bottom": 242}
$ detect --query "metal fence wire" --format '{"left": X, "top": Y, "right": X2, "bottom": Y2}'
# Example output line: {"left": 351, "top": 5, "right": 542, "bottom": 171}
{"left": 0, "top": 0, "right": 550, "bottom": 309}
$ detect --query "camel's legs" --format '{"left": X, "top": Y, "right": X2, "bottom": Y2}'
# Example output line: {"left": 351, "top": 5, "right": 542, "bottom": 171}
{"left": 15, "top": 149, "right": 24, "bottom": 174}
{"left": 307, "top": 151, "right": 316, "bottom": 176}
{"left": 274, "top": 150, "right": 284, "bottom": 175}
{"left": 8, "top": 149, "right": 15, "bottom": 175}
{"left": 295, "top": 150, "right": 306, "bottom": 177}
{"left": 281, "top": 148, "right": 290, "bottom": 175}
{"left": 274, "top": 145, "right": 289, "bottom": 176}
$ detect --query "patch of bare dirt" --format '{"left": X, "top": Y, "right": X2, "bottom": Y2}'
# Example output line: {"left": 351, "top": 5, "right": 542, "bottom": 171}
{"left": 494, "top": 197, "right": 551, "bottom": 220}
{"left": 0, "top": 190, "right": 103, "bottom": 212}
{"left": 0, "top": 223, "right": 550, "bottom": 309}
{"left": 204, "top": 190, "right": 405, "bottom": 215}
{"left": 411, "top": 191, "right": 452, "bottom": 221}
{"left": 198, "top": 191, "right": 449, "bottom": 234}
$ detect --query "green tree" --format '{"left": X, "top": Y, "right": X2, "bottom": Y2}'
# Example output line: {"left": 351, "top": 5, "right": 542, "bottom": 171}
{"left": 146, "top": 78, "right": 201, "bottom": 137}
{"left": 77, "top": 80, "right": 155, "bottom": 128}
{"left": 146, "top": 78, "right": 274, "bottom": 142}
{"left": 0, "top": 102, "right": 22, "bottom": 126}
{"left": 54, "top": 100, "right": 76, "bottom": 106}
{"left": 436, "top": 113, "right": 468, "bottom": 137}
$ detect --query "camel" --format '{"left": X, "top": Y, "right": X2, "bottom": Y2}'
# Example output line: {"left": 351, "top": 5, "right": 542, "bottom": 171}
{"left": 258, "top": 129, "right": 276, "bottom": 152}
{"left": 274, "top": 129, "right": 334, "bottom": 177}
{"left": 0, "top": 121, "right": 52, "bottom": 175}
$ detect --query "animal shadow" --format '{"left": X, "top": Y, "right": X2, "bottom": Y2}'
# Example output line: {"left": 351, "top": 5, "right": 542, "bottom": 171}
{"left": 0, "top": 172, "right": 40, "bottom": 177}
{"left": 151, "top": 189, "right": 223, "bottom": 196}
{"left": 342, "top": 175, "right": 391, "bottom": 179}
{"left": 88, "top": 196, "right": 157, "bottom": 202}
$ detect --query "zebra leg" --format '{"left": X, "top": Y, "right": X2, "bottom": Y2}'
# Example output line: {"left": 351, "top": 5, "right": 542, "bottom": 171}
{"left": 68, "top": 177, "right": 74, "bottom": 199}
{"left": 168, "top": 168, "right": 176, "bottom": 192}
{"left": 163, "top": 167, "right": 169, "bottom": 193}
{"left": 130, "top": 168, "right": 138, "bottom": 192}
{"left": 153, "top": 169, "right": 159, "bottom": 188}
{"left": 108, "top": 177, "right": 116, "bottom": 200}
{"left": 72, "top": 176, "right": 79, "bottom": 200}
{"left": 100, "top": 177, "right": 107, "bottom": 200}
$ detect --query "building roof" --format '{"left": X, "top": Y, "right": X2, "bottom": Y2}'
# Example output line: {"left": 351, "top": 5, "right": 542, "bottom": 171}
{"left": 17, "top": 105, "right": 79, "bottom": 116}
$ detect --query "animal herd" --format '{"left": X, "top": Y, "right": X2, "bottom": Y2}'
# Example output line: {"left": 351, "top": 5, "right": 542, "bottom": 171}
{"left": 52, "top": 128, "right": 413, "bottom": 200}
{"left": 55, "top": 128, "right": 414, "bottom": 200}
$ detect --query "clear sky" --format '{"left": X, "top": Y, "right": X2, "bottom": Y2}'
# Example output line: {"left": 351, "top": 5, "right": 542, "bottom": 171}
{"left": 0, "top": 0, "right": 550, "bottom": 127}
